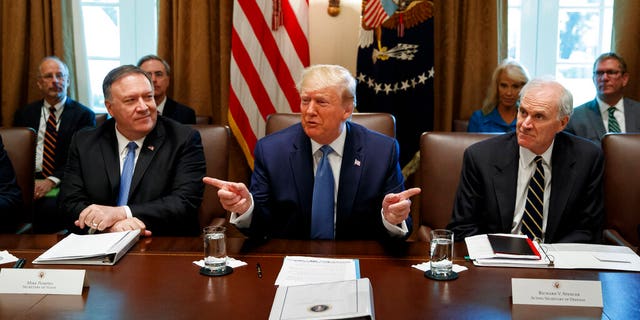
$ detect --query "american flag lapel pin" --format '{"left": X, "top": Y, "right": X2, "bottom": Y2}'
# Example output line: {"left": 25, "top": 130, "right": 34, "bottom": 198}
{"left": 354, "top": 159, "right": 361, "bottom": 167}
{"left": 147, "top": 145, "right": 155, "bottom": 151}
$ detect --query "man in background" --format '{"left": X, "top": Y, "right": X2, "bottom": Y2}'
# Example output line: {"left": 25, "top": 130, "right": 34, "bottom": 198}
{"left": 13, "top": 56, "right": 95, "bottom": 233}
{"left": 137, "top": 54, "right": 196, "bottom": 124}
{"left": 565, "top": 52, "right": 640, "bottom": 144}
{"left": 205, "top": 64, "right": 420, "bottom": 240}
{"left": 448, "top": 78, "right": 604, "bottom": 243}
{"left": 59, "top": 65, "right": 205, "bottom": 236}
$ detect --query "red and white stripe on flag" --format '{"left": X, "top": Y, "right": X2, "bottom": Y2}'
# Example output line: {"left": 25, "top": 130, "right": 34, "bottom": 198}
{"left": 229, "top": 0, "right": 309, "bottom": 169}
{"left": 362, "top": 0, "right": 389, "bottom": 29}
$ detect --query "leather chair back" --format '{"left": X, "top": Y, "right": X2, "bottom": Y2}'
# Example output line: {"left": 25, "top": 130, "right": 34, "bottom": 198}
{"left": 0, "top": 127, "right": 36, "bottom": 228}
{"left": 95, "top": 113, "right": 108, "bottom": 126}
{"left": 191, "top": 125, "right": 230, "bottom": 228}
{"left": 196, "top": 115, "right": 212, "bottom": 125}
{"left": 265, "top": 112, "right": 396, "bottom": 138}
{"left": 602, "top": 133, "right": 640, "bottom": 249}
{"left": 418, "top": 132, "right": 497, "bottom": 241}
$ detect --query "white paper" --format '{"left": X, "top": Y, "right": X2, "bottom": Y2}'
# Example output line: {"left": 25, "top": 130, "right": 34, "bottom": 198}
{"left": 411, "top": 262, "right": 468, "bottom": 273}
{"left": 0, "top": 268, "right": 87, "bottom": 295}
{"left": 0, "top": 251, "right": 19, "bottom": 265}
{"left": 512, "top": 278, "right": 603, "bottom": 307}
{"left": 545, "top": 243, "right": 640, "bottom": 271}
{"left": 192, "top": 257, "right": 247, "bottom": 268}
{"left": 35, "top": 231, "right": 133, "bottom": 260}
{"left": 274, "top": 256, "right": 359, "bottom": 287}
{"left": 269, "top": 278, "right": 374, "bottom": 320}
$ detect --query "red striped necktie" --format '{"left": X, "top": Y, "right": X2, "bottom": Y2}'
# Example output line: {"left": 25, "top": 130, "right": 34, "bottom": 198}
{"left": 42, "top": 106, "right": 58, "bottom": 177}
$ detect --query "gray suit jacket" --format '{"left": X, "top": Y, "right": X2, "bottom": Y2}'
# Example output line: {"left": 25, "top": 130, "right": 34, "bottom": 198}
{"left": 447, "top": 132, "right": 604, "bottom": 243}
{"left": 565, "top": 98, "right": 640, "bottom": 145}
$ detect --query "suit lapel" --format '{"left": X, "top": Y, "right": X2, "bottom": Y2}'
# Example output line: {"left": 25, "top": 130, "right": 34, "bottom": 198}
{"left": 289, "top": 126, "right": 314, "bottom": 221}
{"left": 545, "top": 133, "right": 576, "bottom": 241}
{"left": 130, "top": 121, "right": 164, "bottom": 197}
{"left": 58, "top": 99, "right": 77, "bottom": 136}
{"left": 586, "top": 99, "right": 607, "bottom": 138}
{"left": 623, "top": 98, "right": 640, "bottom": 132}
{"left": 163, "top": 99, "right": 176, "bottom": 117}
{"left": 336, "top": 122, "right": 362, "bottom": 227}
{"left": 99, "top": 121, "right": 121, "bottom": 200}
{"left": 493, "top": 133, "right": 519, "bottom": 232}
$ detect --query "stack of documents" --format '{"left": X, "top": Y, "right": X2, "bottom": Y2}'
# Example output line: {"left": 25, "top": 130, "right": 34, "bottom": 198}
{"left": 270, "top": 256, "right": 374, "bottom": 319}
{"left": 466, "top": 233, "right": 640, "bottom": 271}
{"left": 33, "top": 230, "right": 140, "bottom": 266}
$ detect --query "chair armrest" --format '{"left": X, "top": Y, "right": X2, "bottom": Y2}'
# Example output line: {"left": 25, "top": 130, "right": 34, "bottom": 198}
{"left": 416, "top": 225, "right": 433, "bottom": 242}
{"left": 603, "top": 229, "right": 638, "bottom": 252}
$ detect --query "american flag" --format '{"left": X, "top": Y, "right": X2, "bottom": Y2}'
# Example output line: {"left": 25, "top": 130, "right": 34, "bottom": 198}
{"left": 229, "top": 0, "right": 309, "bottom": 168}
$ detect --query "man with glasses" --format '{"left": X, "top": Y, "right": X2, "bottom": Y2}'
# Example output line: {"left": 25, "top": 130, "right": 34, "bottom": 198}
{"left": 136, "top": 55, "right": 196, "bottom": 124}
{"left": 13, "top": 56, "right": 95, "bottom": 232}
{"left": 565, "top": 52, "right": 640, "bottom": 145}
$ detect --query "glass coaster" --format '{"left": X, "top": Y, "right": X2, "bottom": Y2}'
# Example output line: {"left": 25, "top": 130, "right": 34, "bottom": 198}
{"left": 424, "top": 270, "right": 458, "bottom": 281}
{"left": 200, "top": 266, "right": 233, "bottom": 277}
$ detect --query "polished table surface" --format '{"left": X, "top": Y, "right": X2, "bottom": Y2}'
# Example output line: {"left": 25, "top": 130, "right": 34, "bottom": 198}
{"left": 1, "top": 234, "right": 639, "bottom": 319}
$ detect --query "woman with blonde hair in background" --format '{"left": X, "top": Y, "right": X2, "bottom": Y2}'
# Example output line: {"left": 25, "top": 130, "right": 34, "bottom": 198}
{"left": 467, "top": 60, "right": 530, "bottom": 132}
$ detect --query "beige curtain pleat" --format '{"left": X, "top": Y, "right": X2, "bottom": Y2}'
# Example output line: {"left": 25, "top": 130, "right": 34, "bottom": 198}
{"left": 0, "top": 0, "right": 75, "bottom": 127}
{"left": 612, "top": 0, "right": 640, "bottom": 101}
{"left": 433, "top": 0, "right": 503, "bottom": 131}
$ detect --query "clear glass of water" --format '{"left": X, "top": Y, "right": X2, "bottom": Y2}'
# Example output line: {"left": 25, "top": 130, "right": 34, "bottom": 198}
{"left": 429, "top": 229, "right": 454, "bottom": 278}
{"left": 203, "top": 226, "right": 227, "bottom": 272}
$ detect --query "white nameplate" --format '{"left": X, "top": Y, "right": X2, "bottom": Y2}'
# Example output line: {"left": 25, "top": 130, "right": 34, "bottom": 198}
{"left": 0, "top": 268, "right": 88, "bottom": 295}
{"left": 512, "top": 278, "right": 602, "bottom": 307}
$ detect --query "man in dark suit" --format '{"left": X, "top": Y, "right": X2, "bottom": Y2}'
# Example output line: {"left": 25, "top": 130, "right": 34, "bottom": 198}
{"left": 565, "top": 52, "right": 640, "bottom": 145}
{"left": 205, "top": 64, "right": 420, "bottom": 240}
{"left": 0, "top": 135, "right": 22, "bottom": 232}
{"left": 448, "top": 78, "right": 604, "bottom": 244}
{"left": 137, "top": 54, "right": 196, "bottom": 124}
{"left": 59, "top": 65, "right": 206, "bottom": 236}
{"left": 13, "top": 56, "right": 95, "bottom": 232}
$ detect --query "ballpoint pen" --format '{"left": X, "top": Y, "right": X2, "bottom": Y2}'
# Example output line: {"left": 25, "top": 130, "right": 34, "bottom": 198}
{"left": 256, "top": 263, "right": 262, "bottom": 278}
{"left": 13, "top": 258, "right": 26, "bottom": 269}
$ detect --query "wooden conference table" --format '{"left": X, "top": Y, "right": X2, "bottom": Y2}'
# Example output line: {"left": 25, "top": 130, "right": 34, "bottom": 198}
{"left": 1, "top": 234, "right": 639, "bottom": 319}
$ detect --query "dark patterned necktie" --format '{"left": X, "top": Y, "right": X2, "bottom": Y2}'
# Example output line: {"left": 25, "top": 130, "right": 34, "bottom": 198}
{"left": 42, "top": 107, "right": 58, "bottom": 177}
{"left": 522, "top": 156, "right": 544, "bottom": 240}
{"left": 607, "top": 107, "right": 621, "bottom": 133}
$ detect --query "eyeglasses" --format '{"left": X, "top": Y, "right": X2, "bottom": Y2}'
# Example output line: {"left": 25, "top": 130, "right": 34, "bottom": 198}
{"left": 40, "top": 73, "right": 67, "bottom": 81}
{"left": 593, "top": 70, "right": 623, "bottom": 78}
{"left": 145, "top": 71, "right": 166, "bottom": 78}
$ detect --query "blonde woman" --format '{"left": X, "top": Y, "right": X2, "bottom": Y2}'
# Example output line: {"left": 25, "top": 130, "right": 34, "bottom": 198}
{"left": 467, "top": 60, "right": 530, "bottom": 132}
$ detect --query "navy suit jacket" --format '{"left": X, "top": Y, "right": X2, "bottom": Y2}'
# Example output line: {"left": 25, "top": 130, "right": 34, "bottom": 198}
{"left": 59, "top": 116, "right": 206, "bottom": 236}
{"left": 448, "top": 131, "right": 604, "bottom": 243}
{"left": 247, "top": 122, "right": 409, "bottom": 240}
{"left": 0, "top": 135, "right": 22, "bottom": 231}
{"left": 13, "top": 98, "right": 95, "bottom": 179}
{"left": 163, "top": 98, "right": 196, "bottom": 124}
{"left": 565, "top": 98, "right": 640, "bottom": 145}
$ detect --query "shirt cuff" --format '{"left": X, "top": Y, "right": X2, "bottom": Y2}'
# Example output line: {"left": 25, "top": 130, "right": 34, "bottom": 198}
{"left": 47, "top": 176, "right": 61, "bottom": 187}
{"left": 123, "top": 206, "right": 133, "bottom": 218}
{"left": 229, "top": 194, "right": 254, "bottom": 229}
{"left": 381, "top": 209, "right": 409, "bottom": 237}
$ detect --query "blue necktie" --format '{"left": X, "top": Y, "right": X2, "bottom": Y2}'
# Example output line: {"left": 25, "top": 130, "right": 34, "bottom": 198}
{"left": 117, "top": 142, "right": 138, "bottom": 206}
{"left": 311, "top": 145, "right": 335, "bottom": 239}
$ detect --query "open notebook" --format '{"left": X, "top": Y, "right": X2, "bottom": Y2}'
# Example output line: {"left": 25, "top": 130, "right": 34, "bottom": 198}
{"left": 33, "top": 230, "right": 140, "bottom": 266}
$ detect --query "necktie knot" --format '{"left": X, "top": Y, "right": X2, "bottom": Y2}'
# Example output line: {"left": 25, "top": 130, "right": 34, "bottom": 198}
{"left": 126, "top": 141, "right": 138, "bottom": 153}
{"left": 49, "top": 106, "right": 56, "bottom": 115}
{"left": 320, "top": 145, "right": 333, "bottom": 158}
